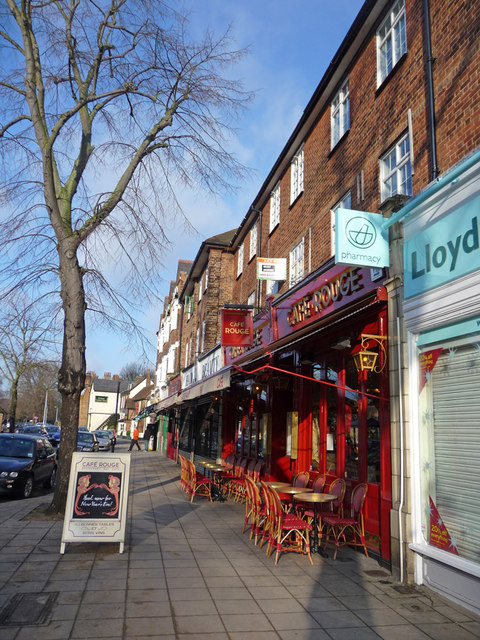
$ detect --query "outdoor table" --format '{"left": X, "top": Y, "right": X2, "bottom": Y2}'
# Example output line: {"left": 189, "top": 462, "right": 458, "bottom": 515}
{"left": 276, "top": 485, "right": 313, "bottom": 513}
{"left": 259, "top": 481, "right": 290, "bottom": 489}
{"left": 198, "top": 462, "right": 226, "bottom": 501}
{"left": 294, "top": 492, "right": 336, "bottom": 555}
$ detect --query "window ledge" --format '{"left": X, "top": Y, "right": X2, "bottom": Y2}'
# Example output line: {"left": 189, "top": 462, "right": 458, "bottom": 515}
{"left": 409, "top": 541, "right": 480, "bottom": 579}
{"left": 289, "top": 190, "right": 304, "bottom": 209}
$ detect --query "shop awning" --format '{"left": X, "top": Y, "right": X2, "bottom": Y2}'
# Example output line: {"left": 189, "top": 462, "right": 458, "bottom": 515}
{"left": 179, "top": 367, "right": 231, "bottom": 402}
{"left": 156, "top": 394, "right": 180, "bottom": 410}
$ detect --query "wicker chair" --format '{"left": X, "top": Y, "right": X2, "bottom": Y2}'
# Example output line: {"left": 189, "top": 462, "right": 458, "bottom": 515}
{"left": 323, "top": 482, "right": 368, "bottom": 559}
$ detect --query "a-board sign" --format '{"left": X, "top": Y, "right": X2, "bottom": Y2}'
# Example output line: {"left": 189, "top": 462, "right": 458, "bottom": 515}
{"left": 60, "top": 452, "right": 131, "bottom": 554}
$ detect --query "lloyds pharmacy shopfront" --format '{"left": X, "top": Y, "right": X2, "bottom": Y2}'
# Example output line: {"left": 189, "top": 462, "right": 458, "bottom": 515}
{"left": 399, "top": 151, "right": 480, "bottom": 614}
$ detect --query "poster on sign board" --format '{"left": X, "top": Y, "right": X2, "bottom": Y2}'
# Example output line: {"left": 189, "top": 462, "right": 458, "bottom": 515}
{"left": 61, "top": 452, "right": 131, "bottom": 553}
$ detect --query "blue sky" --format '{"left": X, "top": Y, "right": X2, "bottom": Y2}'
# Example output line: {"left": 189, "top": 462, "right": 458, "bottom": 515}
{"left": 86, "top": 0, "right": 366, "bottom": 376}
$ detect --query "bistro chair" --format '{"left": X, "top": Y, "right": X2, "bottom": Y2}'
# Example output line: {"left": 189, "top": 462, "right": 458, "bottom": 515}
{"left": 253, "top": 460, "right": 264, "bottom": 482}
{"left": 227, "top": 457, "right": 249, "bottom": 501}
{"left": 187, "top": 460, "right": 212, "bottom": 503}
{"left": 242, "top": 476, "right": 267, "bottom": 545}
{"left": 297, "top": 473, "right": 325, "bottom": 518}
{"left": 323, "top": 482, "right": 368, "bottom": 559}
{"left": 281, "top": 470, "right": 310, "bottom": 513}
{"left": 265, "top": 485, "right": 313, "bottom": 565}
{"left": 314, "top": 477, "right": 346, "bottom": 542}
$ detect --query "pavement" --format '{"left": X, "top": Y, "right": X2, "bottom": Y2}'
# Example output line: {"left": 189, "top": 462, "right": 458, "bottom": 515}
{"left": 1, "top": 443, "right": 479, "bottom": 640}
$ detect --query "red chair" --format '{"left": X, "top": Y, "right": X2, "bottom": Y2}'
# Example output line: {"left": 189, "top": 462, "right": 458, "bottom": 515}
{"left": 297, "top": 473, "right": 325, "bottom": 518}
{"left": 323, "top": 482, "right": 368, "bottom": 559}
{"left": 280, "top": 470, "right": 310, "bottom": 512}
{"left": 242, "top": 476, "right": 267, "bottom": 545}
{"left": 187, "top": 460, "right": 212, "bottom": 503}
{"left": 265, "top": 485, "right": 313, "bottom": 565}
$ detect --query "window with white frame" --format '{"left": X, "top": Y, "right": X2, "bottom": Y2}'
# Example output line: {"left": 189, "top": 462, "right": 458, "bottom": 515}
{"left": 290, "top": 145, "right": 304, "bottom": 203}
{"left": 249, "top": 221, "right": 258, "bottom": 261}
{"left": 237, "top": 242, "right": 244, "bottom": 277}
{"left": 380, "top": 133, "right": 412, "bottom": 202}
{"left": 289, "top": 238, "right": 304, "bottom": 287}
{"left": 331, "top": 80, "right": 350, "bottom": 148}
{"left": 266, "top": 279, "right": 281, "bottom": 297}
{"left": 377, "top": 0, "right": 407, "bottom": 85}
{"left": 270, "top": 182, "right": 280, "bottom": 233}
{"left": 330, "top": 192, "right": 352, "bottom": 255}
{"left": 247, "top": 291, "right": 255, "bottom": 308}
{"left": 198, "top": 275, "right": 202, "bottom": 302}
{"left": 204, "top": 267, "right": 208, "bottom": 291}
{"left": 201, "top": 320, "right": 206, "bottom": 352}
{"left": 195, "top": 326, "right": 200, "bottom": 355}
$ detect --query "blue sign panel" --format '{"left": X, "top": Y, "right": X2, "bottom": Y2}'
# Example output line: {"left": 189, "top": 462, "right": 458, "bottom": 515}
{"left": 335, "top": 209, "right": 389, "bottom": 268}
{"left": 404, "top": 195, "right": 480, "bottom": 298}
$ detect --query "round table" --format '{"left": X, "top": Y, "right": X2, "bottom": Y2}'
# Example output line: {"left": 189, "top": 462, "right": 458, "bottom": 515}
{"left": 276, "top": 486, "right": 313, "bottom": 513}
{"left": 294, "top": 492, "right": 336, "bottom": 554}
{"left": 257, "top": 481, "right": 290, "bottom": 489}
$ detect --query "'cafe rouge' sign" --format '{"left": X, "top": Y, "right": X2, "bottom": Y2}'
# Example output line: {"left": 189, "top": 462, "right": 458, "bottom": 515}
{"left": 275, "top": 265, "right": 380, "bottom": 341}
{"left": 221, "top": 309, "right": 253, "bottom": 347}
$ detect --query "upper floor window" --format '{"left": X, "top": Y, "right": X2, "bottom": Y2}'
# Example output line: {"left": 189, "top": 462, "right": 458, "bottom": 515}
{"left": 198, "top": 275, "right": 202, "bottom": 302}
{"left": 237, "top": 242, "right": 244, "bottom": 277}
{"left": 249, "top": 221, "right": 258, "bottom": 261}
{"left": 380, "top": 133, "right": 412, "bottom": 202}
{"left": 289, "top": 238, "right": 305, "bottom": 287}
{"left": 266, "top": 279, "right": 281, "bottom": 297}
{"left": 331, "top": 80, "right": 350, "bottom": 148}
{"left": 330, "top": 191, "right": 352, "bottom": 255}
{"left": 270, "top": 182, "right": 280, "bottom": 233}
{"left": 204, "top": 267, "right": 208, "bottom": 291}
{"left": 290, "top": 145, "right": 304, "bottom": 203}
{"left": 377, "top": 0, "right": 407, "bottom": 85}
{"left": 247, "top": 291, "right": 255, "bottom": 308}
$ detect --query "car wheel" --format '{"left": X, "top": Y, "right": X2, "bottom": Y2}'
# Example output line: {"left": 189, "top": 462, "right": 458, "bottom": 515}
{"left": 18, "top": 475, "right": 34, "bottom": 499}
{"left": 43, "top": 466, "right": 57, "bottom": 489}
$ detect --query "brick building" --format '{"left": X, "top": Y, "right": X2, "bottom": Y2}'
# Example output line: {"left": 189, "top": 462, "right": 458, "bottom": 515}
{"left": 155, "top": 0, "right": 480, "bottom": 611}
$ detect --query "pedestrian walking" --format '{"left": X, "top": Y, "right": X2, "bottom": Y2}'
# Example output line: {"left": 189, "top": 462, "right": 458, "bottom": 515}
{"left": 111, "top": 428, "right": 117, "bottom": 453}
{"left": 128, "top": 425, "right": 141, "bottom": 451}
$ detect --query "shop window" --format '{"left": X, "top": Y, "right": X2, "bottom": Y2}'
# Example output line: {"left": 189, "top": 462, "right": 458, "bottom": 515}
{"left": 344, "top": 358, "right": 359, "bottom": 480}
{"left": 418, "top": 335, "right": 480, "bottom": 561}
{"left": 194, "top": 399, "right": 219, "bottom": 459}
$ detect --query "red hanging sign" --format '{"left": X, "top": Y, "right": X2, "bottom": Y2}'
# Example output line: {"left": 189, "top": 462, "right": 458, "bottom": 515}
{"left": 429, "top": 496, "right": 458, "bottom": 554}
{"left": 221, "top": 309, "right": 253, "bottom": 347}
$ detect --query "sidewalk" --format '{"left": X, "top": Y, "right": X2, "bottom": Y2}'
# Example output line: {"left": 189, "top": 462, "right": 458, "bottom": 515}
{"left": 0, "top": 444, "right": 479, "bottom": 640}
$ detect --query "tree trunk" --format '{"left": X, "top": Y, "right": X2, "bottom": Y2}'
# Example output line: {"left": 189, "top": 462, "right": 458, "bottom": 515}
{"left": 8, "top": 376, "right": 18, "bottom": 433}
{"left": 47, "top": 241, "right": 87, "bottom": 516}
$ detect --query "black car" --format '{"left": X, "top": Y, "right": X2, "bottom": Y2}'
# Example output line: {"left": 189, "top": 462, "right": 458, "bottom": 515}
{"left": 77, "top": 431, "right": 99, "bottom": 452}
{"left": 16, "top": 424, "right": 49, "bottom": 438}
{"left": 44, "top": 425, "right": 61, "bottom": 448}
{"left": 0, "top": 433, "right": 57, "bottom": 499}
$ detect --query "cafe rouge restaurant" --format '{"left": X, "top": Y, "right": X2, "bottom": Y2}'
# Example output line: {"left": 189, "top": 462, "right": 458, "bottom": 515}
{"left": 223, "top": 260, "right": 392, "bottom": 562}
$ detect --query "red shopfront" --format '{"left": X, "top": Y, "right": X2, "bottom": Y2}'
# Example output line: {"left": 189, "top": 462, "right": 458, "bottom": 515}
{"left": 225, "top": 262, "right": 392, "bottom": 562}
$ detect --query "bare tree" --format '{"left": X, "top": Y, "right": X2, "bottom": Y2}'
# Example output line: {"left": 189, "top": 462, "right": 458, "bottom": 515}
{"left": 0, "top": 297, "right": 58, "bottom": 432}
{"left": 119, "top": 361, "right": 149, "bottom": 382}
{"left": 0, "top": 0, "right": 251, "bottom": 514}
{"left": 17, "top": 360, "right": 61, "bottom": 424}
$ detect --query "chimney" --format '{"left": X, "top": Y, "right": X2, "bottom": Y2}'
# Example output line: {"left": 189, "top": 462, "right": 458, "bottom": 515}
{"left": 104, "top": 372, "right": 111, "bottom": 380}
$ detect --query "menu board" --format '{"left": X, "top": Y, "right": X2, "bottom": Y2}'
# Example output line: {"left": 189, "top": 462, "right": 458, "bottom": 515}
{"left": 61, "top": 453, "right": 131, "bottom": 553}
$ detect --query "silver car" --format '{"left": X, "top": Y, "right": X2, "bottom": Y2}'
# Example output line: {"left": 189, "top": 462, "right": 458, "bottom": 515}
{"left": 94, "top": 430, "right": 112, "bottom": 451}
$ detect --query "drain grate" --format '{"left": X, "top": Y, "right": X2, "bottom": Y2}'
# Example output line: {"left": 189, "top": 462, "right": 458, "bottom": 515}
{"left": 392, "top": 584, "right": 418, "bottom": 595}
{"left": 0, "top": 593, "right": 57, "bottom": 626}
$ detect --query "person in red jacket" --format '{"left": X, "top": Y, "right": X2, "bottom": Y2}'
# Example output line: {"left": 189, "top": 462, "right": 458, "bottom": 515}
{"left": 128, "top": 425, "right": 141, "bottom": 451}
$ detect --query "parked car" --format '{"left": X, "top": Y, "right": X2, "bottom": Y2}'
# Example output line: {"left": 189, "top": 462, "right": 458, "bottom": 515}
{"left": 77, "top": 431, "right": 99, "bottom": 452}
{"left": 44, "top": 425, "right": 61, "bottom": 448}
{"left": 78, "top": 426, "right": 89, "bottom": 432}
{"left": 16, "top": 424, "right": 49, "bottom": 438}
{"left": 94, "top": 430, "right": 112, "bottom": 451}
{"left": 0, "top": 433, "right": 57, "bottom": 498}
